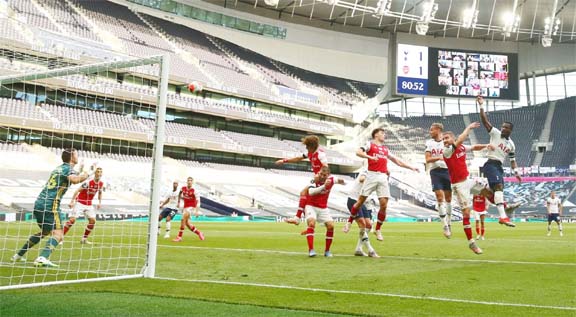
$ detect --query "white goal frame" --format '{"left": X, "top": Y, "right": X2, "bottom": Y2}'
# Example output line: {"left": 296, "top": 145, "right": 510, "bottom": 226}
{"left": 0, "top": 54, "right": 169, "bottom": 290}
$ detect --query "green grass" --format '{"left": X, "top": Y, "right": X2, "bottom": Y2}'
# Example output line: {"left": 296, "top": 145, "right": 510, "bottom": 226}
{"left": 1, "top": 221, "right": 575, "bottom": 316}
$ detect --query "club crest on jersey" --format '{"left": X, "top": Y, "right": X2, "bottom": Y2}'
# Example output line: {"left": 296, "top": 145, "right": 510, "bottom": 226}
{"left": 498, "top": 143, "right": 511, "bottom": 153}
{"left": 430, "top": 148, "right": 443, "bottom": 156}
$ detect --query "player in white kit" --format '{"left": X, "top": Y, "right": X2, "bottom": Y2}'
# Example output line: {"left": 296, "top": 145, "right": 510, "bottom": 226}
{"left": 478, "top": 96, "right": 520, "bottom": 227}
{"left": 158, "top": 181, "right": 180, "bottom": 239}
{"left": 546, "top": 191, "right": 563, "bottom": 237}
{"left": 425, "top": 123, "right": 453, "bottom": 238}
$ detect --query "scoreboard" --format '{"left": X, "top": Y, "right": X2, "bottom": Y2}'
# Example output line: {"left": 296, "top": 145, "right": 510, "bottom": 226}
{"left": 395, "top": 43, "right": 519, "bottom": 100}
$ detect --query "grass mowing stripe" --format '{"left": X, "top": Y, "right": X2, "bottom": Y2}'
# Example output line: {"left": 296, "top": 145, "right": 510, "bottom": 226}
{"left": 158, "top": 244, "right": 576, "bottom": 266}
{"left": 155, "top": 277, "right": 576, "bottom": 311}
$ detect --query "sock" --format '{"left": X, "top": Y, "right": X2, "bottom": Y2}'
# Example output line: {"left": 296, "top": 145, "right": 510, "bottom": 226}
{"left": 178, "top": 225, "right": 184, "bottom": 238}
{"left": 63, "top": 220, "right": 74, "bottom": 235}
{"left": 463, "top": 217, "right": 473, "bottom": 241}
{"left": 355, "top": 232, "right": 363, "bottom": 251}
{"left": 375, "top": 211, "right": 386, "bottom": 231}
{"left": 494, "top": 191, "right": 507, "bottom": 218}
{"left": 83, "top": 223, "right": 95, "bottom": 239}
{"left": 18, "top": 233, "right": 42, "bottom": 256}
{"left": 325, "top": 229, "right": 334, "bottom": 252}
{"left": 306, "top": 227, "right": 315, "bottom": 251}
{"left": 438, "top": 202, "right": 446, "bottom": 217}
{"left": 39, "top": 237, "right": 59, "bottom": 259}
{"left": 547, "top": 224, "right": 551, "bottom": 232}
{"left": 165, "top": 222, "right": 171, "bottom": 233}
{"left": 481, "top": 226, "right": 485, "bottom": 236}
{"left": 187, "top": 224, "right": 202, "bottom": 237}
{"left": 475, "top": 224, "right": 480, "bottom": 235}
{"left": 347, "top": 216, "right": 354, "bottom": 224}
{"left": 559, "top": 223, "right": 563, "bottom": 232}
{"left": 360, "top": 229, "right": 375, "bottom": 253}
{"left": 445, "top": 203, "right": 452, "bottom": 224}
{"left": 296, "top": 196, "right": 307, "bottom": 219}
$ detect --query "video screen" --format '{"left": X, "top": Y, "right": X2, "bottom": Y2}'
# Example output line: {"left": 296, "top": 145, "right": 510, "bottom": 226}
{"left": 428, "top": 48, "right": 518, "bottom": 100}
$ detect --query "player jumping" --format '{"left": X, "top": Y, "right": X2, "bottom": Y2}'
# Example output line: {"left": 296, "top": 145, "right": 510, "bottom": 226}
{"left": 173, "top": 177, "right": 205, "bottom": 242}
{"left": 442, "top": 122, "right": 489, "bottom": 254}
{"left": 276, "top": 135, "right": 328, "bottom": 225}
{"left": 478, "top": 96, "right": 521, "bottom": 227}
{"left": 343, "top": 171, "right": 379, "bottom": 257}
{"left": 158, "top": 181, "right": 180, "bottom": 239}
{"left": 546, "top": 191, "right": 563, "bottom": 237}
{"left": 425, "top": 123, "right": 453, "bottom": 238}
{"left": 64, "top": 167, "right": 104, "bottom": 244}
{"left": 11, "top": 149, "right": 92, "bottom": 267}
{"left": 350, "top": 128, "right": 419, "bottom": 241}
{"left": 304, "top": 166, "right": 345, "bottom": 257}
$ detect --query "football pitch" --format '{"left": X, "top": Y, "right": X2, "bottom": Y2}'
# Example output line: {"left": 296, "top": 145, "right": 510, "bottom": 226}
{"left": 1, "top": 221, "right": 575, "bottom": 316}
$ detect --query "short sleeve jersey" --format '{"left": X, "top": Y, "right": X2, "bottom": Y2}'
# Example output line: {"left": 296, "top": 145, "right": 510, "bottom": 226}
{"left": 487, "top": 127, "right": 516, "bottom": 163}
{"left": 36, "top": 163, "right": 75, "bottom": 209}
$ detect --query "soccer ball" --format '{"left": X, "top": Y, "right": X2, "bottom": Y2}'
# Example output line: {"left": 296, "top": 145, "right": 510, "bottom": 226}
{"left": 187, "top": 81, "right": 203, "bottom": 93}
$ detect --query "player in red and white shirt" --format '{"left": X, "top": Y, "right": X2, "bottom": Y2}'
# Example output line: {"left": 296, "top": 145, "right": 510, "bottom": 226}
{"left": 275, "top": 135, "right": 328, "bottom": 225}
{"left": 472, "top": 194, "right": 488, "bottom": 240}
{"left": 442, "top": 122, "right": 489, "bottom": 254}
{"left": 173, "top": 177, "right": 205, "bottom": 242}
{"left": 65, "top": 167, "right": 104, "bottom": 244}
{"left": 350, "top": 128, "right": 419, "bottom": 242}
{"left": 303, "top": 166, "right": 345, "bottom": 257}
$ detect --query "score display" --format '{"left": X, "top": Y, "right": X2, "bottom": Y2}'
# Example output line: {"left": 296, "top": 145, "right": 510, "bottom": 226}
{"left": 395, "top": 44, "right": 519, "bottom": 100}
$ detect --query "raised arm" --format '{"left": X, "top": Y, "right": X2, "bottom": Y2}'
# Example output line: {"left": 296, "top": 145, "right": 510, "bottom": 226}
{"left": 357, "top": 148, "right": 376, "bottom": 161}
{"left": 455, "top": 122, "right": 481, "bottom": 148}
{"left": 68, "top": 172, "right": 90, "bottom": 185}
{"left": 471, "top": 144, "right": 489, "bottom": 151}
{"left": 388, "top": 154, "right": 419, "bottom": 172}
{"left": 275, "top": 155, "right": 305, "bottom": 166}
{"left": 68, "top": 187, "right": 83, "bottom": 208}
{"left": 477, "top": 96, "right": 493, "bottom": 132}
{"left": 425, "top": 151, "right": 443, "bottom": 163}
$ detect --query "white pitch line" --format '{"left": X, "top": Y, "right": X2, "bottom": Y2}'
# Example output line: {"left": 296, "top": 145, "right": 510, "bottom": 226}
{"left": 159, "top": 245, "right": 576, "bottom": 266}
{"left": 155, "top": 276, "right": 576, "bottom": 311}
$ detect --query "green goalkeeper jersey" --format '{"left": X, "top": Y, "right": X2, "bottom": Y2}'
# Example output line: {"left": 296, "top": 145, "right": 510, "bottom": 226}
{"left": 35, "top": 163, "right": 75, "bottom": 211}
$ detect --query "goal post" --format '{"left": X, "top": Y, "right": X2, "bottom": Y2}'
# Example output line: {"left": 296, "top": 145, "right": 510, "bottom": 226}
{"left": 0, "top": 54, "right": 169, "bottom": 290}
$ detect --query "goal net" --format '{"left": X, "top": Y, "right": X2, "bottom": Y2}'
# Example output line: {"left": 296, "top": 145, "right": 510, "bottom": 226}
{"left": 0, "top": 53, "right": 169, "bottom": 289}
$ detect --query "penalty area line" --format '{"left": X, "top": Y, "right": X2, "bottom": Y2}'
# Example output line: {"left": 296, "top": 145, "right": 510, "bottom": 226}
{"left": 158, "top": 245, "right": 576, "bottom": 266}
{"left": 155, "top": 277, "right": 576, "bottom": 311}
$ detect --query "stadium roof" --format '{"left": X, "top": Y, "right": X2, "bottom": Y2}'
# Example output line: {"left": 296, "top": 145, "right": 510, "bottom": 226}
{"left": 202, "top": 0, "right": 576, "bottom": 42}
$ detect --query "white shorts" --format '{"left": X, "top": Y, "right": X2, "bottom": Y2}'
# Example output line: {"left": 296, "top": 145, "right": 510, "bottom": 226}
{"left": 305, "top": 205, "right": 333, "bottom": 224}
{"left": 452, "top": 179, "right": 471, "bottom": 209}
{"left": 360, "top": 171, "right": 390, "bottom": 198}
{"left": 474, "top": 210, "right": 488, "bottom": 220}
{"left": 182, "top": 207, "right": 195, "bottom": 215}
{"left": 72, "top": 203, "right": 96, "bottom": 219}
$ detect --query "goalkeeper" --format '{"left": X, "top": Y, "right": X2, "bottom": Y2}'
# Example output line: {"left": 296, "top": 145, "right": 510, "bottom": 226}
{"left": 11, "top": 148, "right": 92, "bottom": 267}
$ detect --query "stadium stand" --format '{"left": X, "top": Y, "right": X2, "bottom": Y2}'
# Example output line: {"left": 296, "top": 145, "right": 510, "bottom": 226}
{"left": 541, "top": 97, "right": 576, "bottom": 167}
{"left": 2, "top": 0, "right": 380, "bottom": 113}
